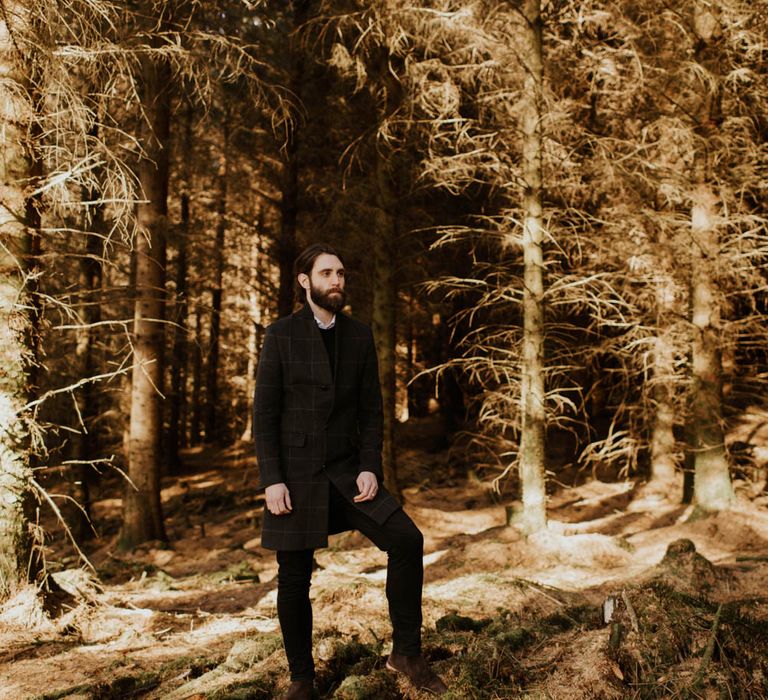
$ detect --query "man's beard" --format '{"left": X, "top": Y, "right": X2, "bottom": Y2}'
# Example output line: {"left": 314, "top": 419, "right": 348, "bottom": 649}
{"left": 310, "top": 283, "right": 346, "bottom": 314}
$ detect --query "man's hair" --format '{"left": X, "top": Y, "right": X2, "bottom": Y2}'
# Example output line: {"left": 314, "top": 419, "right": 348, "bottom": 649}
{"left": 293, "top": 242, "right": 345, "bottom": 303}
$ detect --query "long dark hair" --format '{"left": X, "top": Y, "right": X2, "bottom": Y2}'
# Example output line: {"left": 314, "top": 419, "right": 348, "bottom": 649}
{"left": 293, "top": 242, "right": 345, "bottom": 303}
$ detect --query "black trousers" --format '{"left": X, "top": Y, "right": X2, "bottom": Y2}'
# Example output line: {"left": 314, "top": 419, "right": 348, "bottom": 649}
{"left": 276, "top": 480, "right": 424, "bottom": 681}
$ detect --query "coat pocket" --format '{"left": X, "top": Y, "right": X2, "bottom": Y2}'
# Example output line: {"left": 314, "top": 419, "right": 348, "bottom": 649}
{"left": 280, "top": 431, "right": 307, "bottom": 447}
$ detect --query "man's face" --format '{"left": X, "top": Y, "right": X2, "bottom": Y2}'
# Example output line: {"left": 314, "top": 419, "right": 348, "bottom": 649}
{"left": 302, "top": 253, "right": 346, "bottom": 313}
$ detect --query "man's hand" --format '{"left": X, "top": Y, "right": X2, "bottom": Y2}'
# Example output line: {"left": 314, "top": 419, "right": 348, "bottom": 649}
{"left": 265, "top": 483, "right": 292, "bottom": 515}
{"left": 354, "top": 471, "right": 379, "bottom": 502}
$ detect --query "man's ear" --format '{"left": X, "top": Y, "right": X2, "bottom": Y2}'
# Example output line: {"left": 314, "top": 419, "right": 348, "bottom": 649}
{"left": 297, "top": 273, "right": 310, "bottom": 291}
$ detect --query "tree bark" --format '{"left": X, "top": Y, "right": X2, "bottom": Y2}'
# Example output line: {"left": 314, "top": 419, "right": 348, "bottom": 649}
{"left": 121, "top": 47, "right": 171, "bottom": 548}
{"left": 649, "top": 272, "right": 679, "bottom": 487}
{"left": 167, "top": 104, "right": 193, "bottom": 466}
{"left": 70, "top": 206, "right": 104, "bottom": 540}
{"left": 277, "top": 135, "right": 298, "bottom": 318}
{"left": 516, "top": 0, "right": 547, "bottom": 534}
{"left": 372, "top": 153, "right": 399, "bottom": 496}
{"left": 190, "top": 303, "right": 204, "bottom": 446}
{"left": 689, "top": 185, "right": 733, "bottom": 511}
{"left": 241, "top": 213, "right": 266, "bottom": 443}
{"left": 685, "top": 6, "right": 733, "bottom": 512}
{"left": 276, "top": 0, "right": 309, "bottom": 317}
{"left": 167, "top": 191, "right": 189, "bottom": 462}
{"left": 203, "top": 117, "right": 229, "bottom": 443}
{"left": 0, "top": 0, "right": 42, "bottom": 597}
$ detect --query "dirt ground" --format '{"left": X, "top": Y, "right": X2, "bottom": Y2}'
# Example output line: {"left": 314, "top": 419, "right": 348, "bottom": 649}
{"left": 1, "top": 432, "right": 768, "bottom": 699}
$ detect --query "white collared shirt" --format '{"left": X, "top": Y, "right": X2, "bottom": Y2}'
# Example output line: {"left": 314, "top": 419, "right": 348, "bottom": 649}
{"left": 314, "top": 314, "right": 336, "bottom": 330}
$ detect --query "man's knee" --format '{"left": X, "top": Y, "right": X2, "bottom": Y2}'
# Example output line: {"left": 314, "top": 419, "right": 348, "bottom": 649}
{"left": 388, "top": 518, "right": 424, "bottom": 557}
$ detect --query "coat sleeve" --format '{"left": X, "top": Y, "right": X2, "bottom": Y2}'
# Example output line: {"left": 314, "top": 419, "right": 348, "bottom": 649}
{"left": 254, "top": 325, "right": 285, "bottom": 488}
{"left": 357, "top": 327, "right": 384, "bottom": 479}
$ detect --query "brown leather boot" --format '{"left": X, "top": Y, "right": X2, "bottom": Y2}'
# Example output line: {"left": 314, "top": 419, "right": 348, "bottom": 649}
{"left": 280, "top": 678, "right": 314, "bottom": 700}
{"left": 386, "top": 652, "right": 448, "bottom": 695}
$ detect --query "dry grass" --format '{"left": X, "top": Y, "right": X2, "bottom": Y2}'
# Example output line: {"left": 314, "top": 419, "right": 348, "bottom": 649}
{"left": 2, "top": 447, "right": 768, "bottom": 699}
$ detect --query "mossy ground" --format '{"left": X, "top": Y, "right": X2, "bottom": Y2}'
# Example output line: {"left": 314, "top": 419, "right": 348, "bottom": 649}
{"left": 4, "top": 440, "right": 768, "bottom": 699}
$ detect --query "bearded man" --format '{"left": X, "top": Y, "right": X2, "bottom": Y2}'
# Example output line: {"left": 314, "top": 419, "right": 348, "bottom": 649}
{"left": 254, "top": 243, "right": 447, "bottom": 699}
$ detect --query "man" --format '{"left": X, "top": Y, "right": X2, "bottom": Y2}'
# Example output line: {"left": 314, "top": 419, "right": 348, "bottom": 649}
{"left": 254, "top": 243, "right": 448, "bottom": 699}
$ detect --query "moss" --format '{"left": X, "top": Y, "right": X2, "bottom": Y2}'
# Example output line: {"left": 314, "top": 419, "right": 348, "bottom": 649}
{"left": 539, "top": 605, "right": 601, "bottom": 632}
{"left": 331, "top": 671, "right": 401, "bottom": 699}
{"left": 316, "top": 638, "right": 379, "bottom": 694}
{"left": 436, "top": 612, "right": 491, "bottom": 633}
{"left": 37, "top": 685, "right": 93, "bottom": 700}
{"left": 492, "top": 627, "right": 532, "bottom": 651}
{"left": 542, "top": 610, "right": 577, "bottom": 631}
{"left": 483, "top": 614, "right": 536, "bottom": 652}
{"left": 208, "top": 677, "right": 275, "bottom": 699}
{"left": 446, "top": 636, "right": 523, "bottom": 699}
{"left": 159, "top": 654, "right": 220, "bottom": 677}
{"left": 209, "top": 560, "right": 261, "bottom": 583}
{"left": 36, "top": 656, "right": 225, "bottom": 700}
{"left": 564, "top": 604, "right": 603, "bottom": 629}
{"left": 90, "top": 672, "right": 161, "bottom": 699}
{"left": 223, "top": 634, "right": 283, "bottom": 672}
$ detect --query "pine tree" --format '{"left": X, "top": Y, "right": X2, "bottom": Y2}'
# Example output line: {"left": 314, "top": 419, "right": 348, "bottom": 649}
{"left": 0, "top": 0, "right": 43, "bottom": 598}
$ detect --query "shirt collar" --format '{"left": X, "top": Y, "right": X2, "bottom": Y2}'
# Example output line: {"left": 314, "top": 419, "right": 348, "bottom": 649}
{"left": 314, "top": 314, "right": 336, "bottom": 330}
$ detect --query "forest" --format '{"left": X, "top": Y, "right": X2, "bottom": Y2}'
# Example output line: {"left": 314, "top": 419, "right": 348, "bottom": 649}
{"left": 1, "top": 0, "right": 768, "bottom": 698}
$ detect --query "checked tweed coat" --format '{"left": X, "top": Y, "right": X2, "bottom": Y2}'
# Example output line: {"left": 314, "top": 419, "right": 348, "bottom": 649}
{"left": 254, "top": 303, "right": 401, "bottom": 550}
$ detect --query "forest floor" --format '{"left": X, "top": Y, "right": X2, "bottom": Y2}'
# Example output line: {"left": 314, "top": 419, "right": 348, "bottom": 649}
{"left": 2, "top": 418, "right": 768, "bottom": 699}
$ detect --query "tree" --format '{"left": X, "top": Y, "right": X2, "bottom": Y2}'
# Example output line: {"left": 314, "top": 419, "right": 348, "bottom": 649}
{"left": 515, "top": 0, "right": 547, "bottom": 533}
{"left": 69, "top": 191, "right": 105, "bottom": 539}
{"left": 276, "top": 0, "right": 309, "bottom": 318}
{"left": 0, "top": 0, "right": 42, "bottom": 598}
{"left": 686, "top": 3, "right": 734, "bottom": 512}
{"left": 120, "top": 0, "right": 280, "bottom": 542}
{"left": 167, "top": 103, "right": 194, "bottom": 468}
{"left": 121, "top": 14, "right": 172, "bottom": 548}
{"left": 371, "top": 148, "right": 401, "bottom": 495}
{"left": 408, "top": 3, "right": 582, "bottom": 526}
{"left": 203, "top": 113, "right": 230, "bottom": 443}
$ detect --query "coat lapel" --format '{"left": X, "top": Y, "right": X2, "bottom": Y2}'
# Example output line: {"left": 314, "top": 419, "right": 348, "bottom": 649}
{"left": 333, "top": 310, "right": 344, "bottom": 381}
{"left": 294, "top": 303, "right": 334, "bottom": 387}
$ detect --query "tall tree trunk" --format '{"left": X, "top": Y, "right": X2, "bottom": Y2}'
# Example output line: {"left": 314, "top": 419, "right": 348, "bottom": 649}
{"left": 516, "top": 0, "right": 547, "bottom": 534}
{"left": 121, "top": 48, "right": 171, "bottom": 548}
{"left": 649, "top": 271, "right": 679, "bottom": 487}
{"left": 241, "top": 213, "right": 265, "bottom": 443}
{"left": 0, "top": 0, "right": 42, "bottom": 597}
{"left": 203, "top": 118, "right": 229, "bottom": 443}
{"left": 403, "top": 289, "right": 415, "bottom": 422}
{"left": 372, "top": 155, "right": 399, "bottom": 496}
{"left": 689, "top": 184, "right": 733, "bottom": 511}
{"left": 167, "top": 104, "right": 193, "bottom": 467}
{"left": 276, "top": 0, "right": 309, "bottom": 317}
{"left": 190, "top": 303, "right": 204, "bottom": 446}
{"left": 685, "top": 6, "right": 733, "bottom": 512}
{"left": 277, "top": 133, "right": 298, "bottom": 318}
{"left": 70, "top": 211, "right": 104, "bottom": 540}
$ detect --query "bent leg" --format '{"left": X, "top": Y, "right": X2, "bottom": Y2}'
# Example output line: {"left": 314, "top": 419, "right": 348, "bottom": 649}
{"left": 330, "top": 485, "right": 424, "bottom": 656}
{"left": 380, "top": 509, "right": 424, "bottom": 655}
{"left": 276, "top": 548, "right": 315, "bottom": 680}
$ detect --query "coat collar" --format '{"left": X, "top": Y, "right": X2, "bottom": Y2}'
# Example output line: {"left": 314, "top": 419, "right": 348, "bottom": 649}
{"left": 295, "top": 302, "right": 347, "bottom": 332}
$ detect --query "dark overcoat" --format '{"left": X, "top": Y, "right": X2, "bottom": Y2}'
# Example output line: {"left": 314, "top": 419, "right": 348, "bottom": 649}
{"left": 254, "top": 303, "right": 401, "bottom": 550}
